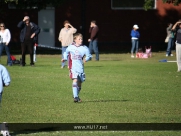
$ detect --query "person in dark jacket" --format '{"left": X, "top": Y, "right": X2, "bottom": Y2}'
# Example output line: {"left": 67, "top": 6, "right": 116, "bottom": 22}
{"left": 17, "top": 16, "right": 40, "bottom": 66}
{"left": 88, "top": 20, "right": 99, "bottom": 61}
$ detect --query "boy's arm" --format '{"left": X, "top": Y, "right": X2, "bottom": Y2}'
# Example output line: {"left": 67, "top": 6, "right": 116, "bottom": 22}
{"left": 84, "top": 46, "right": 92, "bottom": 63}
{"left": 2, "top": 66, "right": 11, "bottom": 87}
{"left": 61, "top": 46, "right": 70, "bottom": 62}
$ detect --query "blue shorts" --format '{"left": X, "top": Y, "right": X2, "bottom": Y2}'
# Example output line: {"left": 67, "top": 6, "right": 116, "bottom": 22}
{"left": 69, "top": 71, "right": 85, "bottom": 82}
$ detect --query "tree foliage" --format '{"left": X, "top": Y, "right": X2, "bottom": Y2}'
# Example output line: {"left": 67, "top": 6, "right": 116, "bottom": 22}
{"left": 144, "top": 0, "right": 181, "bottom": 10}
{"left": 3, "top": 0, "right": 69, "bottom": 10}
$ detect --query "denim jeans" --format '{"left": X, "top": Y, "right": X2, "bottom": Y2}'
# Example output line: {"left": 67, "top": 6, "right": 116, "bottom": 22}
{"left": 131, "top": 39, "right": 139, "bottom": 53}
{"left": 61, "top": 46, "right": 68, "bottom": 67}
{"left": 166, "top": 38, "right": 174, "bottom": 55}
{"left": 89, "top": 40, "right": 99, "bottom": 60}
{"left": 0, "top": 43, "right": 12, "bottom": 65}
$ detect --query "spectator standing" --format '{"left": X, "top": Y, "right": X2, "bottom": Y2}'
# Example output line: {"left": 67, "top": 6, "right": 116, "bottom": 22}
{"left": 17, "top": 16, "right": 40, "bottom": 66}
{"left": 130, "top": 24, "right": 140, "bottom": 58}
{"left": 88, "top": 20, "right": 99, "bottom": 61}
{"left": 58, "top": 20, "right": 77, "bottom": 68}
{"left": 166, "top": 23, "right": 175, "bottom": 57}
{"left": 0, "top": 23, "right": 12, "bottom": 66}
{"left": 172, "top": 21, "right": 181, "bottom": 72}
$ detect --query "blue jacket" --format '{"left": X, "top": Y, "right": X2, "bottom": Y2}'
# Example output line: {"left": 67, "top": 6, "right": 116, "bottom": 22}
{"left": 130, "top": 30, "right": 140, "bottom": 39}
{"left": 0, "top": 64, "right": 11, "bottom": 94}
{"left": 17, "top": 21, "right": 40, "bottom": 43}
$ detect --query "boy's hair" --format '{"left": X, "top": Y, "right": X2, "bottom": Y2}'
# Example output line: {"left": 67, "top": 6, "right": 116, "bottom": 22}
{"left": 63, "top": 20, "right": 70, "bottom": 25}
{"left": 73, "top": 33, "right": 83, "bottom": 41}
{"left": 91, "top": 20, "right": 96, "bottom": 24}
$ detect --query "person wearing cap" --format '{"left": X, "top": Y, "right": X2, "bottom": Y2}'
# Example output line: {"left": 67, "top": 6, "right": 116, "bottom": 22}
{"left": 130, "top": 24, "right": 140, "bottom": 58}
{"left": 172, "top": 21, "right": 181, "bottom": 72}
{"left": 17, "top": 16, "right": 40, "bottom": 66}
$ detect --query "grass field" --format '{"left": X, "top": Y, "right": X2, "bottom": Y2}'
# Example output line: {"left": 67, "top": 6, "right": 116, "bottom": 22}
{"left": 0, "top": 52, "right": 181, "bottom": 136}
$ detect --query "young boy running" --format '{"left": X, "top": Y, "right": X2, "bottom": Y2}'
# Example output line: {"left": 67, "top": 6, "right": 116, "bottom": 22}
{"left": 62, "top": 33, "right": 92, "bottom": 102}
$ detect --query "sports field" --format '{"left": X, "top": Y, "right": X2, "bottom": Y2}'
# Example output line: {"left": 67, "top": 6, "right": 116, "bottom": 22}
{"left": 0, "top": 52, "right": 181, "bottom": 135}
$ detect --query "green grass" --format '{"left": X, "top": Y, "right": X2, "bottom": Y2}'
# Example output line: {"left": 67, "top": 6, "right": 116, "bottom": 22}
{"left": 0, "top": 52, "right": 181, "bottom": 135}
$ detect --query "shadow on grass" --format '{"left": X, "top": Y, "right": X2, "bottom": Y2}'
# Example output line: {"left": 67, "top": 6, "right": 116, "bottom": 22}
{"left": 83, "top": 99, "right": 129, "bottom": 103}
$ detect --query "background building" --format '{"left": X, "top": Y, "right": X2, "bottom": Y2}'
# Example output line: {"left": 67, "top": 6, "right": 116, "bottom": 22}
{"left": 0, "top": 0, "right": 181, "bottom": 53}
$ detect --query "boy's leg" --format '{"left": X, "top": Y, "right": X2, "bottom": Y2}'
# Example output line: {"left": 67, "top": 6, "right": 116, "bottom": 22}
{"left": 72, "top": 79, "right": 78, "bottom": 98}
{"left": 77, "top": 81, "right": 81, "bottom": 96}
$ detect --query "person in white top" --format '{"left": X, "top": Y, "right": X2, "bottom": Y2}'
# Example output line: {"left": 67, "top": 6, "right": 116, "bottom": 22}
{"left": 58, "top": 20, "right": 77, "bottom": 68}
{"left": 0, "top": 23, "right": 12, "bottom": 66}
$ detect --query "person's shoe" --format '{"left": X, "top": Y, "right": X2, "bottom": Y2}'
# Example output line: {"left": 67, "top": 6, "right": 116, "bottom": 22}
{"left": 74, "top": 97, "right": 78, "bottom": 103}
{"left": 61, "top": 66, "right": 64, "bottom": 69}
{"left": 30, "top": 64, "right": 35, "bottom": 67}
{"left": 166, "top": 54, "right": 168, "bottom": 57}
{"left": 131, "top": 55, "right": 134, "bottom": 58}
{"left": 74, "top": 97, "right": 82, "bottom": 103}
{"left": 170, "top": 54, "right": 173, "bottom": 56}
{"left": 177, "top": 70, "right": 181, "bottom": 72}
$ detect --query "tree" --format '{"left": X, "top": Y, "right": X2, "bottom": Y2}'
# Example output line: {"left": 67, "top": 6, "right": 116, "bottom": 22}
{"left": 3, "top": 0, "right": 70, "bottom": 10}
{"left": 144, "top": 0, "right": 181, "bottom": 10}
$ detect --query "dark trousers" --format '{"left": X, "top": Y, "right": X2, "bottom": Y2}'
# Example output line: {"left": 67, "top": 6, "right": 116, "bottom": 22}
{"left": 21, "top": 39, "right": 34, "bottom": 65}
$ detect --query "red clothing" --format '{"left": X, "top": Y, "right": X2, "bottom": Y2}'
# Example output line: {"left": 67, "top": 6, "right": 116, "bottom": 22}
{"left": 89, "top": 26, "right": 99, "bottom": 41}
